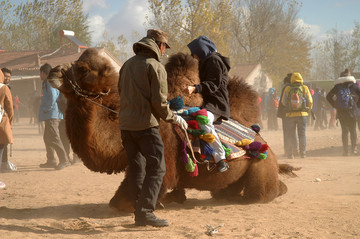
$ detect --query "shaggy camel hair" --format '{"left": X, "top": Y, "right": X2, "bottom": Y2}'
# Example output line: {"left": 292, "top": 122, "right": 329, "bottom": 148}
{"left": 48, "top": 48, "right": 295, "bottom": 212}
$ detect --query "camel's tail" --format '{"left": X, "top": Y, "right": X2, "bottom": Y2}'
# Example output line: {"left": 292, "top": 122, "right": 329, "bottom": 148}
{"left": 278, "top": 163, "right": 301, "bottom": 177}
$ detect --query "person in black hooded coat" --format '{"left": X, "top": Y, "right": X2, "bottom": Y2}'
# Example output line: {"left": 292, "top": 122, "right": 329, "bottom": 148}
{"left": 184, "top": 35, "right": 231, "bottom": 173}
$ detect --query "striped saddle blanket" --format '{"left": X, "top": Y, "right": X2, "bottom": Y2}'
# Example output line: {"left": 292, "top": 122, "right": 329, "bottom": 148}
{"left": 174, "top": 118, "right": 257, "bottom": 160}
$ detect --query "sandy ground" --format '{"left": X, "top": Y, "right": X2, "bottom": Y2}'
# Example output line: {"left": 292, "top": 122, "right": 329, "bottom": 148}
{"left": 0, "top": 118, "right": 359, "bottom": 239}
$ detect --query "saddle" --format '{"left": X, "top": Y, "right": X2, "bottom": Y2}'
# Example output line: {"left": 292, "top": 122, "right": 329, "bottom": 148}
{"left": 174, "top": 117, "right": 257, "bottom": 163}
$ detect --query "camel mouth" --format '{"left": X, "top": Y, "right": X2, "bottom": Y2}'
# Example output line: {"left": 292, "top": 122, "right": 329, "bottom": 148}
{"left": 47, "top": 64, "right": 70, "bottom": 90}
{"left": 48, "top": 76, "right": 63, "bottom": 89}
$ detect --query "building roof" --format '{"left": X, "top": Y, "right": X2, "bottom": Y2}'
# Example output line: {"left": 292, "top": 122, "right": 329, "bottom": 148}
{"left": 0, "top": 47, "right": 121, "bottom": 79}
{"left": 0, "top": 47, "right": 86, "bottom": 76}
{"left": 229, "top": 63, "right": 260, "bottom": 80}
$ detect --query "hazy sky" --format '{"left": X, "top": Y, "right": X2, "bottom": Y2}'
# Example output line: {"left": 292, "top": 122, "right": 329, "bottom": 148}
{"left": 12, "top": 0, "right": 360, "bottom": 45}
{"left": 82, "top": 0, "right": 360, "bottom": 45}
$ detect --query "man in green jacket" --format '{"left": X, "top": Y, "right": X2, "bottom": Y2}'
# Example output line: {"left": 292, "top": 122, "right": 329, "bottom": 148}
{"left": 118, "top": 29, "right": 187, "bottom": 227}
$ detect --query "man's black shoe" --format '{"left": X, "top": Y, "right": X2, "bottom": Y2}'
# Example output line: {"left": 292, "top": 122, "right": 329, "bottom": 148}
{"left": 217, "top": 160, "right": 229, "bottom": 173}
{"left": 135, "top": 215, "right": 169, "bottom": 227}
{"left": 55, "top": 161, "right": 71, "bottom": 170}
{"left": 39, "top": 162, "right": 57, "bottom": 168}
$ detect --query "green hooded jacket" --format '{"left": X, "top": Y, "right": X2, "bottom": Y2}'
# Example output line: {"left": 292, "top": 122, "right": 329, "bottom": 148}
{"left": 118, "top": 37, "right": 176, "bottom": 130}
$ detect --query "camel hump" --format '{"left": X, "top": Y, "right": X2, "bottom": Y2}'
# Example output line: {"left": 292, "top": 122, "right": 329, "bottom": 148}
{"left": 278, "top": 163, "right": 301, "bottom": 177}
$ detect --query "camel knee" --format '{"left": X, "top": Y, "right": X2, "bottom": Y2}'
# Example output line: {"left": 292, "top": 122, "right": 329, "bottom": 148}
{"left": 162, "top": 188, "right": 187, "bottom": 204}
{"left": 108, "top": 179, "right": 134, "bottom": 213}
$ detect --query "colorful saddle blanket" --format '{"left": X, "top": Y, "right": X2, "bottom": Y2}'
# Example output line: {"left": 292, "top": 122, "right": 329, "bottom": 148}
{"left": 174, "top": 118, "right": 256, "bottom": 160}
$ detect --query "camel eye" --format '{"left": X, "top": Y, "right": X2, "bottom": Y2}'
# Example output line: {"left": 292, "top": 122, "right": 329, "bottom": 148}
{"left": 79, "top": 66, "right": 90, "bottom": 75}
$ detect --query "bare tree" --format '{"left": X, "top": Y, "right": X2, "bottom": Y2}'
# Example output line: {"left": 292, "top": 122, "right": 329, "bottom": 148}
{"left": 315, "top": 28, "right": 354, "bottom": 80}
{"left": 0, "top": 0, "right": 90, "bottom": 51}
{"left": 146, "top": 0, "right": 232, "bottom": 55}
{"left": 96, "top": 31, "right": 129, "bottom": 64}
{"left": 230, "top": 0, "right": 312, "bottom": 85}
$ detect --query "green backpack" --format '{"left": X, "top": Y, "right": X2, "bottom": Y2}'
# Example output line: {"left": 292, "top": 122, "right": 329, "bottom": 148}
{"left": 287, "top": 83, "right": 307, "bottom": 112}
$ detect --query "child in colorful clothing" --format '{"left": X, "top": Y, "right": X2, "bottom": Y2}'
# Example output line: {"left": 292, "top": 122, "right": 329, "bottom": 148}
{"left": 185, "top": 36, "right": 231, "bottom": 173}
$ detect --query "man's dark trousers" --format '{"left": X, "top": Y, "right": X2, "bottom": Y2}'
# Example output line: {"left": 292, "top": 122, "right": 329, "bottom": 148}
{"left": 121, "top": 127, "right": 166, "bottom": 217}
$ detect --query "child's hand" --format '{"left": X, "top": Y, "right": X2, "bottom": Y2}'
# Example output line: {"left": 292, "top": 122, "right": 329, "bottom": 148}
{"left": 185, "top": 86, "right": 196, "bottom": 95}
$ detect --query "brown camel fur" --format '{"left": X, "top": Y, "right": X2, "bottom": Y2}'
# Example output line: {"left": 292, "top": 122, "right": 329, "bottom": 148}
{"left": 48, "top": 48, "right": 294, "bottom": 212}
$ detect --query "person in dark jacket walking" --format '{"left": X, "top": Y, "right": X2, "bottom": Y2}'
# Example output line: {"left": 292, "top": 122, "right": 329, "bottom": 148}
{"left": 185, "top": 35, "right": 230, "bottom": 173}
{"left": 326, "top": 68, "right": 360, "bottom": 156}
{"left": 118, "top": 29, "right": 188, "bottom": 227}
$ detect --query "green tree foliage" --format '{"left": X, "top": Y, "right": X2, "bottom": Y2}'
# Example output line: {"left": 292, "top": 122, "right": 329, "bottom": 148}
{"left": 0, "top": 0, "right": 91, "bottom": 51}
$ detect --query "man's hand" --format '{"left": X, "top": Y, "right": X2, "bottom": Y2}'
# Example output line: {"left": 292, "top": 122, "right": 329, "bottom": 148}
{"left": 173, "top": 115, "right": 188, "bottom": 130}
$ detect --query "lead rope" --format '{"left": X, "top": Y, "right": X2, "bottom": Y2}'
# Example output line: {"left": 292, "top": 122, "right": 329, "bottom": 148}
{"left": 183, "top": 128, "right": 215, "bottom": 172}
{"left": 84, "top": 97, "right": 119, "bottom": 114}
{"left": 61, "top": 69, "right": 118, "bottom": 114}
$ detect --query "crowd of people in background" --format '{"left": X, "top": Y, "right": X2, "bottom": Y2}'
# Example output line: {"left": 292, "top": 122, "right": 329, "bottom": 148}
{"left": 0, "top": 63, "right": 80, "bottom": 189}
{"left": 259, "top": 68, "right": 360, "bottom": 158}
{"left": 261, "top": 83, "right": 335, "bottom": 132}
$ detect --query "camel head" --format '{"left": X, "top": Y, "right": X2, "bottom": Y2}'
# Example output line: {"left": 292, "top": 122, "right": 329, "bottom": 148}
{"left": 164, "top": 52, "right": 260, "bottom": 126}
{"left": 48, "top": 48, "right": 120, "bottom": 98}
{"left": 165, "top": 53, "right": 203, "bottom": 107}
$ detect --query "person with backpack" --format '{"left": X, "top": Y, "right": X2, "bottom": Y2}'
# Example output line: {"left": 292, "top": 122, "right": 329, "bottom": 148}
{"left": 326, "top": 68, "right": 360, "bottom": 156}
{"left": 281, "top": 72, "right": 313, "bottom": 159}
{"left": 278, "top": 73, "right": 298, "bottom": 157}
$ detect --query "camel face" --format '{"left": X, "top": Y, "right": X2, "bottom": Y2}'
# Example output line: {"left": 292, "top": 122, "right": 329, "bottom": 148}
{"left": 165, "top": 53, "right": 203, "bottom": 107}
{"left": 48, "top": 48, "right": 119, "bottom": 98}
{"left": 47, "top": 48, "right": 124, "bottom": 174}
{"left": 47, "top": 63, "right": 72, "bottom": 94}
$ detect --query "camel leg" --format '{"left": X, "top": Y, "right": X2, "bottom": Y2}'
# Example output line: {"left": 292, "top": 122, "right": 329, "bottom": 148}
{"left": 109, "top": 171, "right": 181, "bottom": 212}
{"left": 240, "top": 161, "right": 285, "bottom": 203}
{"left": 162, "top": 187, "right": 187, "bottom": 204}
{"left": 109, "top": 174, "right": 134, "bottom": 213}
{"left": 278, "top": 180, "right": 288, "bottom": 196}
{"left": 211, "top": 159, "right": 287, "bottom": 204}
{"left": 210, "top": 177, "right": 246, "bottom": 201}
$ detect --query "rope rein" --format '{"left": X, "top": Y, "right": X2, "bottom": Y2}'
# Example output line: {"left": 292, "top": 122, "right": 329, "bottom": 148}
{"left": 61, "top": 68, "right": 119, "bottom": 114}
{"left": 184, "top": 128, "right": 215, "bottom": 172}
